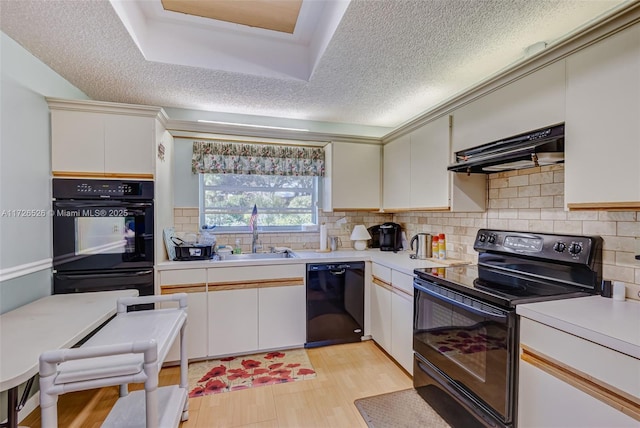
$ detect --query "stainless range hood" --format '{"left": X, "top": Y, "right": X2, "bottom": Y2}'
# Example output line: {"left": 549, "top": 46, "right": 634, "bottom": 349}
{"left": 448, "top": 124, "right": 564, "bottom": 174}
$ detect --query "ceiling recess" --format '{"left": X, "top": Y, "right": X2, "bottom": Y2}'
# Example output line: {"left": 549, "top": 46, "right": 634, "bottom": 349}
{"left": 161, "top": 0, "right": 303, "bottom": 34}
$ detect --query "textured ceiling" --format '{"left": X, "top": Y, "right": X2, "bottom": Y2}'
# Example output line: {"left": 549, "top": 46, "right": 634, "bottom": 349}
{"left": 0, "top": 0, "right": 630, "bottom": 136}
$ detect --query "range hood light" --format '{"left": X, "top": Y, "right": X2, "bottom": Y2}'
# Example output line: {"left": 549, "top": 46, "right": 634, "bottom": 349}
{"left": 197, "top": 120, "right": 309, "bottom": 132}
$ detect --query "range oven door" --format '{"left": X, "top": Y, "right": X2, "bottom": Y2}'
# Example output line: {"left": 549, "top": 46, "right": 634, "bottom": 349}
{"left": 413, "top": 278, "right": 517, "bottom": 426}
{"left": 52, "top": 199, "right": 154, "bottom": 272}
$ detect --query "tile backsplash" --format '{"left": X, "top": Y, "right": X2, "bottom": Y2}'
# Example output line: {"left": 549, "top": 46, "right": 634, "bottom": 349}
{"left": 173, "top": 165, "right": 639, "bottom": 300}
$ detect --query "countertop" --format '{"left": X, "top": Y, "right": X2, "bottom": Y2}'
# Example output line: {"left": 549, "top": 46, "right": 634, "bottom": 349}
{"left": 0, "top": 289, "right": 138, "bottom": 391}
{"left": 156, "top": 248, "right": 464, "bottom": 276}
{"left": 517, "top": 295, "right": 640, "bottom": 359}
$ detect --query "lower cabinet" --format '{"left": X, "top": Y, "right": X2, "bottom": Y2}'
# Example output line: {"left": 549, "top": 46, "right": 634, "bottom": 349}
{"left": 390, "top": 290, "right": 413, "bottom": 374}
{"left": 208, "top": 288, "right": 259, "bottom": 357}
{"left": 258, "top": 285, "right": 306, "bottom": 350}
{"left": 518, "top": 318, "right": 639, "bottom": 427}
{"left": 371, "top": 263, "right": 414, "bottom": 375}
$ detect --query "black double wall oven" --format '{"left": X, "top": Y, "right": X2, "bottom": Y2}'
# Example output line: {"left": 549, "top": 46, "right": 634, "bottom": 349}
{"left": 52, "top": 179, "right": 155, "bottom": 309}
{"left": 413, "top": 229, "right": 602, "bottom": 428}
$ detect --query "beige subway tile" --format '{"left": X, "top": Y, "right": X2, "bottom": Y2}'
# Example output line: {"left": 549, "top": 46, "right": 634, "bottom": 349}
{"left": 598, "top": 211, "right": 637, "bottom": 222}
{"left": 190, "top": 216, "right": 200, "bottom": 224}
{"left": 460, "top": 218, "right": 476, "bottom": 227}
{"left": 583, "top": 221, "right": 616, "bottom": 236}
{"left": 174, "top": 216, "right": 190, "bottom": 225}
{"left": 615, "top": 251, "right": 639, "bottom": 267}
{"left": 508, "top": 219, "right": 529, "bottom": 230}
{"left": 568, "top": 211, "right": 599, "bottom": 221}
{"left": 602, "top": 250, "right": 616, "bottom": 266}
{"left": 540, "top": 183, "right": 564, "bottom": 197}
{"left": 636, "top": 268, "right": 640, "bottom": 285}
{"left": 507, "top": 175, "right": 528, "bottom": 187}
{"left": 540, "top": 209, "right": 567, "bottom": 220}
{"left": 174, "top": 209, "right": 183, "bottom": 217}
{"left": 517, "top": 209, "right": 541, "bottom": 220}
{"left": 182, "top": 224, "right": 199, "bottom": 233}
{"left": 498, "top": 209, "right": 518, "bottom": 219}
{"left": 489, "top": 199, "right": 509, "bottom": 209}
{"left": 529, "top": 196, "right": 554, "bottom": 208}
{"left": 553, "top": 171, "right": 564, "bottom": 183}
{"left": 486, "top": 209, "right": 500, "bottom": 219}
{"left": 529, "top": 172, "right": 554, "bottom": 185}
{"left": 603, "top": 236, "right": 636, "bottom": 252}
{"left": 509, "top": 198, "right": 530, "bottom": 209}
{"left": 490, "top": 177, "right": 509, "bottom": 189}
{"left": 529, "top": 220, "right": 553, "bottom": 233}
{"left": 625, "top": 283, "right": 640, "bottom": 301}
{"left": 487, "top": 219, "right": 509, "bottom": 229}
{"left": 553, "top": 221, "right": 582, "bottom": 235}
{"left": 602, "top": 264, "right": 635, "bottom": 283}
{"left": 173, "top": 224, "right": 183, "bottom": 232}
{"left": 547, "top": 164, "right": 564, "bottom": 172}
{"left": 553, "top": 196, "right": 564, "bottom": 208}
{"left": 617, "top": 222, "right": 640, "bottom": 237}
{"left": 518, "top": 185, "right": 540, "bottom": 198}
{"left": 498, "top": 187, "right": 519, "bottom": 198}
{"left": 475, "top": 218, "right": 488, "bottom": 228}
{"left": 183, "top": 208, "right": 199, "bottom": 217}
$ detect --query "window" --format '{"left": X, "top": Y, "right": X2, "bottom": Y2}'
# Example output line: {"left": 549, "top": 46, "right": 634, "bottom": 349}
{"left": 200, "top": 173, "right": 319, "bottom": 232}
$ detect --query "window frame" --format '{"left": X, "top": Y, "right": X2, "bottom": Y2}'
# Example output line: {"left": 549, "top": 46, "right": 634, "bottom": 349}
{"left": 198, "top": 173, "right": 320, "bottom": 233}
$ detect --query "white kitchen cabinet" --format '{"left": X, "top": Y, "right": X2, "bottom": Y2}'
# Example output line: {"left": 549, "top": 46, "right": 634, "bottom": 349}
{"left": 208, "top": 288, "right": 259, "bottom": 357}
{"left": 47, "top": 98, "right": 163, "bottom": 178}
{"left": 382, "top": 135, "right": 411, "bottom": 210}
{"left": 383, "top": 117, "right": 485, "bottom": 212}
{"left": 159, "top": 268, "right": 208, "bottom": 362}
{"left": 370, "top": 276, "right": 392, "bottom": 353}
{"left": 564, "top": 23, "right": 640, "bottom": 210}
{"left": 451, "top": 60, "right": 566, "bottom": 152}
{"left": 258, "top": 285, "right": 306, "bottom": 350}
{"left": 390, "top": 289, "right": 413, "bottom": 374}
{"left": 323, "top": 142, "right": 381, "bottom": 211}
{"left": 518, "top": 318, "right": 639, "bottom": 427}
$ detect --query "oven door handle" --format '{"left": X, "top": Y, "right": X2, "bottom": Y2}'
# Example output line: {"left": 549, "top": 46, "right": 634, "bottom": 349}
{"left": 55, "top": 270, "right": 153, "bottom": 280}
{"left": 53, "top": 201, "right": 152, "bottom": 208}
{"left": 414, "top": 282, "right": 508, "bottom": 322}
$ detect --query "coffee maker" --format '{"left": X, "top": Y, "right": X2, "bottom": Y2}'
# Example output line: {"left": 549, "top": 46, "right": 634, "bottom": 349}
{"left": 379, "top": 222, "right": 403, "bottom": 252}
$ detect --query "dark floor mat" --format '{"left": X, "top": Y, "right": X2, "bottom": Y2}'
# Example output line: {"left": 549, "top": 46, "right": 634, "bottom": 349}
{"left": 354, "top": 388, "right": 451, "bottom": 428}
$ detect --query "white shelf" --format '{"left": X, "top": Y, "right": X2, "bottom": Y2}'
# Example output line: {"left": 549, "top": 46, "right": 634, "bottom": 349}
{"left": 103, "top": 385, "right": 188, "bottom": 428}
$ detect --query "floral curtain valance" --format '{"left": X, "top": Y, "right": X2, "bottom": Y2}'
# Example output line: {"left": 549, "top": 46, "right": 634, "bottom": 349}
{"left": 192, "top": 141, "right": 325, "bottom": 177}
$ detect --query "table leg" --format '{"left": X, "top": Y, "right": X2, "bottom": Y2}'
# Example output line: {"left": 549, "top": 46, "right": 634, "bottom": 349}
{"left": 1, "top": 386, "right": 19, "bottom": 428}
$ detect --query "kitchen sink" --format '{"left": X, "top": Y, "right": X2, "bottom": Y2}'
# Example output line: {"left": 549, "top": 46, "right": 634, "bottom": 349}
{"left": 217, "top": 250, "right": 298, "bottom": 261}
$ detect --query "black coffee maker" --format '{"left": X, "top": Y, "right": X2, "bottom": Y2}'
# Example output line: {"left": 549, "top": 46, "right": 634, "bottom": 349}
{"left": 379, "top": 222, "right": 403, "bottom": 252}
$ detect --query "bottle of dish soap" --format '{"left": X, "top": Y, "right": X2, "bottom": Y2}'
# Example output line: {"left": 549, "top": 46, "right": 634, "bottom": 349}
{"left": 233, "top": 238, "right": 242, "bottom": 254}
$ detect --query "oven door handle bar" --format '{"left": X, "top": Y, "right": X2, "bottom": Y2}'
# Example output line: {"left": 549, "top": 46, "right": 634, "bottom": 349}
{"left": 55, "top": 270, "right": 154, "bottom": 280}
{"left": 414, "top": 282, "right": 508, "bottom": 322}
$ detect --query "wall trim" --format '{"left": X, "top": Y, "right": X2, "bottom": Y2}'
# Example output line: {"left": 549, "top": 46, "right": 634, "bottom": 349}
{"left": 0, "top": 259, "right": 52, "bottom": 283}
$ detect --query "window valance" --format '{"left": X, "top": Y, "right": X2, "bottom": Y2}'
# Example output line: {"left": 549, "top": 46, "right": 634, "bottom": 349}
{"left": 192, "top": 141, "right": 325, "bottom": 177}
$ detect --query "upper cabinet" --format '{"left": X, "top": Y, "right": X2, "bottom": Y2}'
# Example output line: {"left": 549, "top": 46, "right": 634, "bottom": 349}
{"left": 382, "top": 116, "right": 485, "bottom": 212}
{"left": 323, "top": 142, "right": 381, "bottom": 211}
{"left": 47, "top": 98, "right": 165, "bottom": 178}
{"left": 451, "top": 60, "right": 566, "bottom": 152}
{"left": 564, "top": 23, "right": 640, "bottom": 210}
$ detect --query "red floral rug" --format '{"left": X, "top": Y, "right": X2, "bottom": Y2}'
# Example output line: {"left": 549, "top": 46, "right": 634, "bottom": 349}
{"left": 188, "top": 348, "right": 316, "bottom": 397}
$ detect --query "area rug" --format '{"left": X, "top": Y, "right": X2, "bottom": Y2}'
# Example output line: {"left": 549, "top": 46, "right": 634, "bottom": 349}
{"left": 188, "top": 348, "right": 316, "bottom": 397}
{"left": 355, "top": 388, "right": 451, "bottom": 428}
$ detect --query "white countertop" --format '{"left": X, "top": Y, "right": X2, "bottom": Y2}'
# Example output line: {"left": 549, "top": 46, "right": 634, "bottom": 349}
{"left": 517, "top": 295, "right": 640, "bottom": 359}
{"left": 156, "top": 248, "right": 460, "bottom": 275}
{"left": 0, "top": 289, "right": 138, "bottom": 391}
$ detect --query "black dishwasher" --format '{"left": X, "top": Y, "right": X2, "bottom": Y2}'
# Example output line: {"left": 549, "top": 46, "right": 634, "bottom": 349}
{"left": 305, "top": 262, "right": 365, "bottom": 348}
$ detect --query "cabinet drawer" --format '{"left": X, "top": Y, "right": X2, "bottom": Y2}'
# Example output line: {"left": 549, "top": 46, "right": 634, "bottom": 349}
{"left": 160, "top": 269, "right": 207, "bottom": 293}
{"left": 372, "top": 263, "right": 392, "bottom": 284}
{"left": 208, "top": 264, "right": 304, "bottom": 289}
{"left": 391, "top": 270, "right": 413, "bottom": 296}
{"left": 520, "top": 318, "right": 640, "bottom": 397}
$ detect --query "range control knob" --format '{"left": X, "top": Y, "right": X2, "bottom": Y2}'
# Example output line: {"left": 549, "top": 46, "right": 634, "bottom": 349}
{"left": 478, "top": 234, "right": 487, "bottom": 242}
{"left": 488, "top": 234, "right": 497, "bottom": 244}
{"left": 553, "top": 242, "right": 566, "bottom": 253}
{"left": 568, "top": 242, "right": 582, "bottom": 255}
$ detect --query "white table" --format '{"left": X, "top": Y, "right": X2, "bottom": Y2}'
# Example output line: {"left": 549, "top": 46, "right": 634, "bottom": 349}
{"left": 0, "top": 290, "right": 137, "bottom": 428}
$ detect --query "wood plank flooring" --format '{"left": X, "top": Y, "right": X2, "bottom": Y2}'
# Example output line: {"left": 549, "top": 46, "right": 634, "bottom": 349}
{"left": 22, "top": 341, "right": 413, "bottom": 427}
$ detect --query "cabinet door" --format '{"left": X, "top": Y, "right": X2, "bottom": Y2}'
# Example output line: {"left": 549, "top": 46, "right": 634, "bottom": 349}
{"left": 104, "top": 114, "right": 155, "bottom": 175}
{"left": 391, "top": 290, "right": 413, "bottom": 374}
{"left": 208, "top": 288, "right": 258, "bottom": 357}
{"left": 452, "top": 60, "right": 566, "bottom": 152}
{"left": 383, "top": 135, "right": 411, "bottom": 210}
{"left": 159, "top": 269, "right": 208, "bottom": 361}
{"left": 258, "top": 285, "right": 306, "bottom": 350}
{"left": 565, "top": 24, "right": 640, "bottom": 208}
{"left": 51, "top": 109, "right": 105, "bottom": 174}
{"left": 409, "top": 116, "right": 450, "bottom": 209}
{"left": 326, "top": 142, "right": 381, "bottom": 211}
{"left": 370, "top": 280, "right": 392, "bottom": 352}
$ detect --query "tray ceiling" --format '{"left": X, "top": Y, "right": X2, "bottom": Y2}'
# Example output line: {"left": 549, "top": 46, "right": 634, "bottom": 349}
{"left": 0, "top": 0, "right": 632, "bottom": 136}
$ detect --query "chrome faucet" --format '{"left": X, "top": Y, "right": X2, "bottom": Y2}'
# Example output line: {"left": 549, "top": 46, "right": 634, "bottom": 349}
{"left": 252, "top": 227, "right": 260, "bottom": 253}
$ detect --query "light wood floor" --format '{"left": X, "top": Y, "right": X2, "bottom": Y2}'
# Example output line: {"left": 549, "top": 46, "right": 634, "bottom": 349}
{"left": 22, "top": 341, "right": 413, "bottom": 427}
